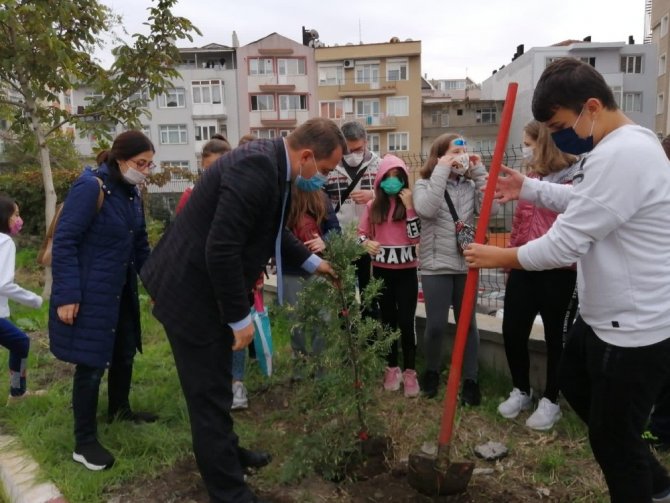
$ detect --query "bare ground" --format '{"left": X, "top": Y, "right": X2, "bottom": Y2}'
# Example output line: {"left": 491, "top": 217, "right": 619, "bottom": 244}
{"left": 104, "top": 378, "right": 612, "bottom": 503}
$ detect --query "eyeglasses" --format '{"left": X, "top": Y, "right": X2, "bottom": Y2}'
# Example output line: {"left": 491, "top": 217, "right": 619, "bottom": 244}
{"left": 129, "top": 159, "right": 156, "bottom": 171}
{"left": 453, "top": 138, "right": 467, "bottom": 146}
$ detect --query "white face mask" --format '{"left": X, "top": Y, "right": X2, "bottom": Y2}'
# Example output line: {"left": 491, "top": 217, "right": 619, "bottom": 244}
{"left": 343, "top": 152, "right": 365, "bottom": 167}
{"left": 122, "top": 166, "right": 147, "bottom": 185}
{"left": 521, "top": 146, "right": 534, "bottom": 160}
{"left": 451, "top": 153, "right": 470, "bottom": 176}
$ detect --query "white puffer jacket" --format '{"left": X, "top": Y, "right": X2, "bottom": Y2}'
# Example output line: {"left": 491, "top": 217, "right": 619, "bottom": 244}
{"left": 413, "top": 162, "right": 498, "bottom": 275}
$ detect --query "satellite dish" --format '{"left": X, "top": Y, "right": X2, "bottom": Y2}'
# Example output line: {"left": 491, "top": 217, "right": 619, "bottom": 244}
{"left": 390, "top": 36, "right": 400, "bottom": 43}
{"left": 308, "top": 29, "right": 319, "bottom": 40}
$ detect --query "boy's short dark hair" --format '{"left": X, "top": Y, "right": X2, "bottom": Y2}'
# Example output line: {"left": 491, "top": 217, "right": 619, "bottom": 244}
{"left": 532, "top": 58, "right": 618, "bottom": 122}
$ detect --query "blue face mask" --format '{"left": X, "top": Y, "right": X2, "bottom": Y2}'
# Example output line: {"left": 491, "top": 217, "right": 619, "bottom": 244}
{"left": 380, "top": 176, "right": 404, "bottom": 195}
{"left": 551, "top": 108, "right": 595, "bottom": 155}
{"left": 295, "top": 156, "right": 328, "bottom": 192}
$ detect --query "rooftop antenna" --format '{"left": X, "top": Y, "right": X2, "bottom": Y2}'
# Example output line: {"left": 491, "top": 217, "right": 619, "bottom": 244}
{"left": 359, "top": 18, "right": 362, "bottom": 44}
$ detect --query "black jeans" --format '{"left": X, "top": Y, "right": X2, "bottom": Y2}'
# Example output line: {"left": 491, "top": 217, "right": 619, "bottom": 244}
{"left": 373, "top": 266, "right": 418, "bottom": 370}
{"left": 166, "top": 326, "right": 254, "bottom": 503}
{"left": 502, "top": 269, "right": 577, "bottom": 401}
{"left": 650, "top": 381, "right": 670, "bottom": 442}
{"left": 72, "top": 294, "right": 138, "bottom": 445}
{"left": 560, "top": 317, "right": 670, "bottom": 502}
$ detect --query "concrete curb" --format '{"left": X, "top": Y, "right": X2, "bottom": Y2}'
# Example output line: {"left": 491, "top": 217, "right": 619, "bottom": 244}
{"left": 0, "top": 435, "right": 67, "bottom": 503}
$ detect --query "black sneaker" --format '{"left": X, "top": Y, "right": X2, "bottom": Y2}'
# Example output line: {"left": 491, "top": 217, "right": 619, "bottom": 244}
{"left": 422, "top": 370, "right": 440, "bottom": 399}
{"left": 461, "top": 379, "right": 481, "bottom": 406}
{"left": 73, "top": 440, "right": 115, "bottom": 471}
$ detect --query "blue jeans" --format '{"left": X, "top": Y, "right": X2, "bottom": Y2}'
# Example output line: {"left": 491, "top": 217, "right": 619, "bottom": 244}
{"left": 0, "top": 318, "right": 30, "bottom": 396}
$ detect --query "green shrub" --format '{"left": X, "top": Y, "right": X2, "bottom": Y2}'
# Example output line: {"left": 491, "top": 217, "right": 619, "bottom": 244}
{"left": 0, "top": 168, "right": 81, "bottom": 235}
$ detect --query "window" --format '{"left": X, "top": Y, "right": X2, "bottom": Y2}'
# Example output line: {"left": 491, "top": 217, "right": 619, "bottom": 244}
{"left": 663, "top": 15, "right": 669, "bottom": 37}
{"left": 158, "top": 88, "right": 185, "bottom": 108}
{"left": 355, "top": 98, "right": 380, "bottom": 117}
{"left": 129, "top": 89, "right": 149, "bottom": 104}
{"left": 457, "top": 109, "right": 464, "bottom": 116}
{"left": 388, "top": 132, "right": 409, "bottom": 152}
{"left": 367, "top": 133, "right": 380, "bottom": 155}
{"left": 580, "top": 57, "right": 596, "bottom": 67}
{"left": 141, "top": 125, "right": 151, "bottom": 139}
{"left": 387, "top": 58, "right": 408, "bottom": 81}
{"left": 192, "top": 80, "right": 222, "bottom": 104}
{"left": 622, "top": 93, "right": 642, "bottom": 112}
{"left": 250, "top": 94, "right": 274, "bottom": 111}
{"left": 319, "top": 100, "right": 344, "bottom": 119}
{"left": 658, "top": 94, "right": 665, "bottom": 115}
{"left": 160, "top": 160, "right": 190, "bottom": 181}
{"left": 279, "top": 129, "right": 292, "bottom": 137}
{"left": 545, "top": 56, "right": 564, "bottom": 67}
{"left": 159, "top": 125, "right": 188, "bottom": 144}
{"left": 431, "top": 110, "right": 449, "bottom": 127}
{"left": 660, "top": 54, "right": 667, "bottom": 76}
{"left": 249, "top": 58, "right": 273, "bottom": 75}
{"left": 387, "top": 96, "right": 409, "bottom": 117}
{"left": 611, "top": 86, "right": 623, "bottom": 108}
{"left": 195, "top": 125, "right": 217, "bottom": 141}
{"left": 318, "top": 64, "right": 344, "bottom": 85}
{"left": 85, "top": 91, "right": 104, "bottom": 101}
{"left": 474, "top": 139, "right": 496, "bottom": 152}
{"left": 621, "top": 55, "right": 642, "bottom": 74}
{"left": 355, "top": 63, "right": 380, "bottom": 84}
{"left": 476, "top": 107, "right": 497, "bottom": 124}
{"left": 251, "top": 129, "right": 277, "bottom": 139}
{"left": 440, "top": 80, "right": 466, "bottom": 90}
{"left": 278, "top": 58, "right": 306, "bottom": 76}
{"left": 279, "top": 94, "right": 308, "bottom": 111}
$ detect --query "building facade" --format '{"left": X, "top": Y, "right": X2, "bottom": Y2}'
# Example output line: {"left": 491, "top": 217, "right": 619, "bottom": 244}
{"left": 314, "top": 40, "right": 422, "bottom": 156}
{"left": 481, "top": 40, "right": 657, "bottom": 146}
{"left": 421, "top": 77, "right": 502, "bottom": 156}
{"left": 72, "top": 43, "right": 239, "bottom": 174}
{"left": 652, "top": 0, "right": 670, "bottom": 137}
{"left": 235, "top": 32, "right": 318, "bottom": 140}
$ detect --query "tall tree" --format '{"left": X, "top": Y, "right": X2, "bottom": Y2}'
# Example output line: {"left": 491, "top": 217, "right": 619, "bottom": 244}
{"left": 0, "top": 0, "right": 199, "bottom": 227}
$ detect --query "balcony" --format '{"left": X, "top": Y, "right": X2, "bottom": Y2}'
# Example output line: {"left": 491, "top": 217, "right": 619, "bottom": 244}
{"left": 334, "top": 113, "right": 397, "bottom": 131}
{"left": 333, "top": 78, "right": 398, "bottom": 97}
{"left": 249, "top": 74, "right": 308, "bottom": 93}
{"left": 258, "top": 109, "right": 298, "bottom": 127}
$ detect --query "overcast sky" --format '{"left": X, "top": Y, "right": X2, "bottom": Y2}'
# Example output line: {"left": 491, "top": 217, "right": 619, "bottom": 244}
{"left": 103, "top": 0, "right": 647, "bottom": 83}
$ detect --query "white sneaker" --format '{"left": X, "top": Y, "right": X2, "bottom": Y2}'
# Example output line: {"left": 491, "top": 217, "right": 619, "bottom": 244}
{"left": 525, "top": 398, "right": 561, "bottom": 431}
{"left": 498, "top": 388, "right": 532, "bottom": 418}
{"left": 231, "top": 381, "right": 249, "bottom": 410}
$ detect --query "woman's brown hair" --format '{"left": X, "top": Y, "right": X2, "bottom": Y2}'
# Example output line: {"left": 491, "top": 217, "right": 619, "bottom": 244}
{"left": 420, "top": 133, "right": 462, "bottom": 179}
{"left": 524, "top": 120, "right": 578, "bottom": 176}
{"left": 286, "top": 186, "right": 327, "bottom": 231}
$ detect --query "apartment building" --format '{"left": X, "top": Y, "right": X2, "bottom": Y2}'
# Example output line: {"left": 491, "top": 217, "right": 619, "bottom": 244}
{"left": 72, "top": 42, "right": 239, "bottom": 174}
{"left": 481, "top": 39, "right": 656, "bottom": 146}
{"left": 652, "top": 0, "right": 670, "bottom": 137}
{"left": 314, "top": 39, "right": 422, "bottom": 155}
{"left": 236, "top": 32, "right": 318, "bottom": 140}
{"left": 422, "top": 77, "right": 503, "bottom": 155}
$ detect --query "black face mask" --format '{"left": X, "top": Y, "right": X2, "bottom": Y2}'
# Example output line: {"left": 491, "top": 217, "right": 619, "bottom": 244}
{"left": 550, "top": 108, "right": 595, "bottom": 155}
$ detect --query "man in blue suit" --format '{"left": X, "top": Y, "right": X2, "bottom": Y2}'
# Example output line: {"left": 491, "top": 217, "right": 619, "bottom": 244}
{"left": 141, "top": 118, "right": 344, "bottom": 502}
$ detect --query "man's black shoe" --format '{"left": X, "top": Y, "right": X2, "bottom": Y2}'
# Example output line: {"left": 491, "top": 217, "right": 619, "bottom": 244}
{"left": 239, "top": 447, "right": 272, "bottom": 469}
{"left": 461, "top": 379, "right": 482, "bottom": 406}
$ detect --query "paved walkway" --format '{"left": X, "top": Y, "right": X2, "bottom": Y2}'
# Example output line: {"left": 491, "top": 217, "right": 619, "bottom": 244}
{"left": 0, "top": 435, "right": 66, "bottom": 503}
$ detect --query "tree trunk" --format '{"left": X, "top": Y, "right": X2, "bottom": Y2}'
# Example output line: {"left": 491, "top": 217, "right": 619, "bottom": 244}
{"left": 26, "top": 95, "right": 56, "bottom": 297}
